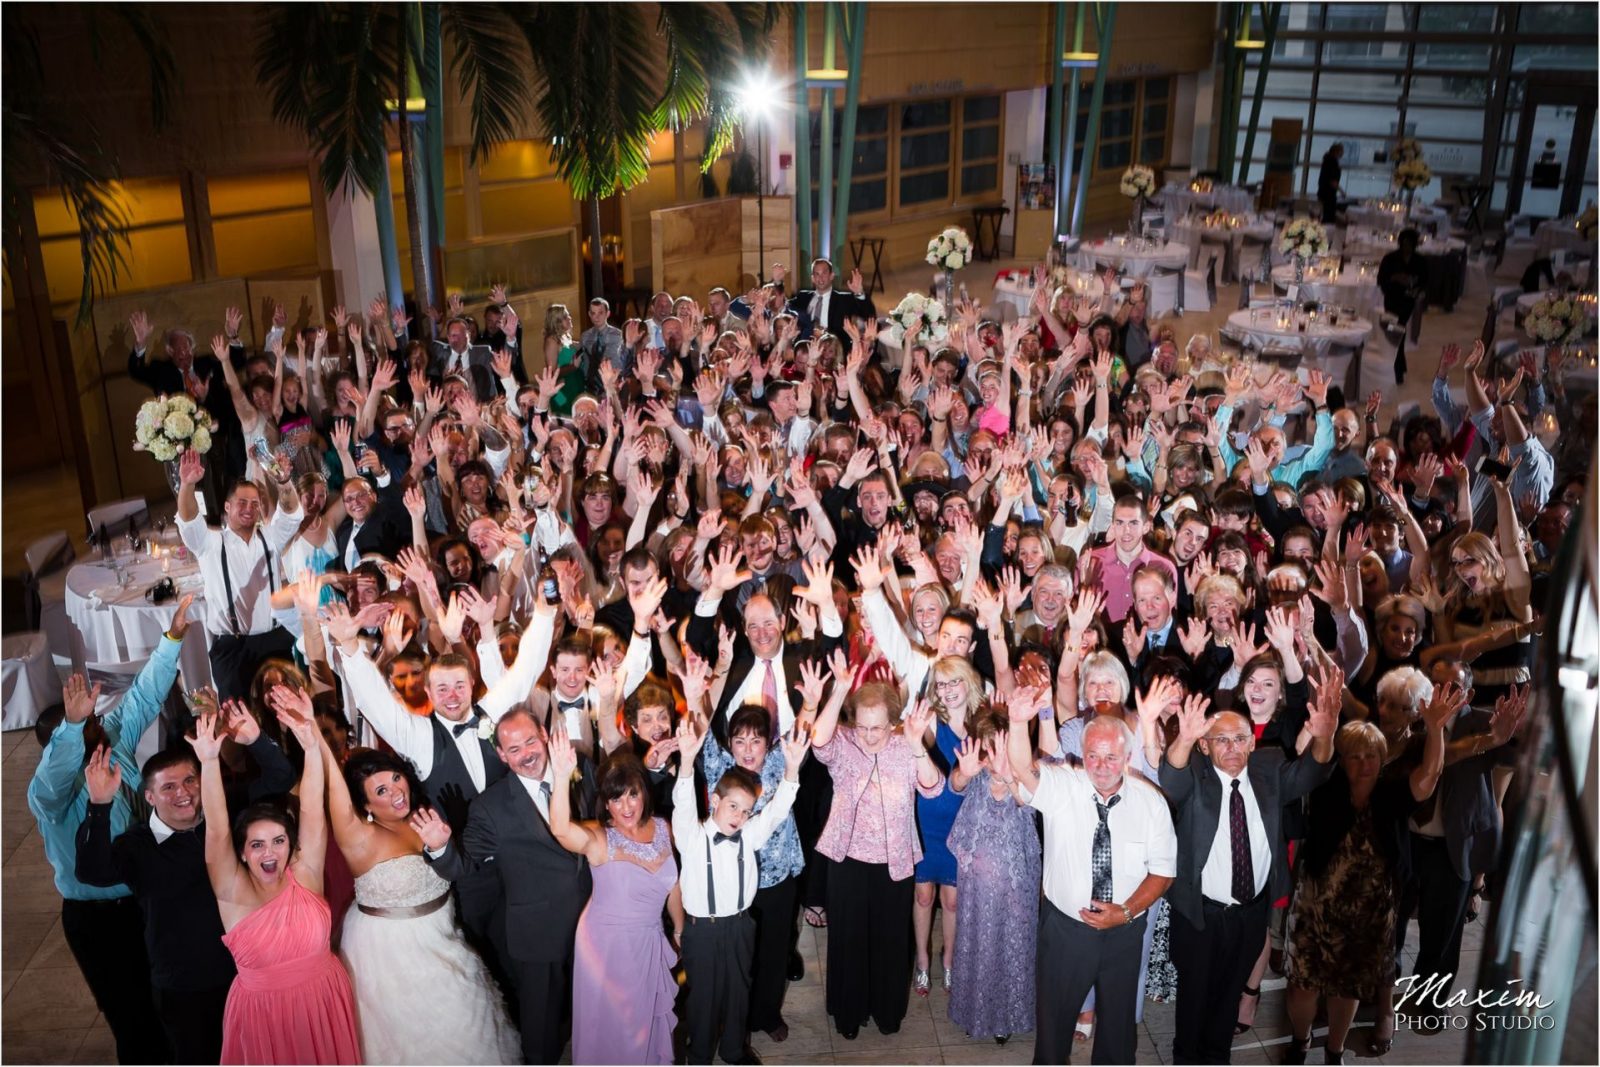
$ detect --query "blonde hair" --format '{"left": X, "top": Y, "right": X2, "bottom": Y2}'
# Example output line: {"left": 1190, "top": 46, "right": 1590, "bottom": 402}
{"left": 1195, "top": 573, "right": 1248, "bottom": 617}
{"left": 1445, "top": 531, "right": 1508, "bottom": 606}
{"left": 543, "top": 303, "right": 571, "bottom": 341}
{"left": 929, "top": 655, "right": 985, "bottom": 722}
{"left": 1079, "top": 650, "right": 1131, "bottom": 708}
{"left": 1336, "top": 720, "right": 1388, "bottom": 761}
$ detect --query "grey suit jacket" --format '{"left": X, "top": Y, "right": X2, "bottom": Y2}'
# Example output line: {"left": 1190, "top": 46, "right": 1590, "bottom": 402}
{"left": 1159, "top": 745, "right": 1335, "bottom": 929}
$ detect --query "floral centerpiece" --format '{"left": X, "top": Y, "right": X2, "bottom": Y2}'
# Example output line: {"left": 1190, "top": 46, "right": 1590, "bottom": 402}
{"left": 1278, "top": 217, "right": 1329, "bottom": 284}
{"left": 883, "top": 291, "right": 949, "bottom": 349}
{"left": 1121, "top": 164, "right": 1158, "bottom": 231}
{"left": 1190, "top": 176, "right": 1214, "bottom": 194}
{"left": 1525, "top": 295, "right": 1590, "bottom": 346}
{"left": 925, "top": 227, "right": 973, "bottom": 272}
{"left": 134, "top": 393, "right": 215, "bottom": 462}
{"left": 1394, "top": 138, "right": 1424, "bottom": 164}
{"left": 1394, "top": 157, "right": 1431, "bottom": 193}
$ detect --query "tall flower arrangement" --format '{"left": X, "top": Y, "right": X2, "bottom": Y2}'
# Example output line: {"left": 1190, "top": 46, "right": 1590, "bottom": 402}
{"left": 1278, "top": 217, "right": 1329, "bottom": 285}
{"left": 1525, "top": 295, "right": 1590, "bottom": 346}
{"left": 926, "top": 226, "right": 973, "bottom": 307}
{"left": 883, "top": 291, "right": 949, "bottom": 349}
{"left": 133, "top": 394, "right": 215, "bottom": 462}
{"left": 1120, "top": 165, "right": 1157, "bottom": 231}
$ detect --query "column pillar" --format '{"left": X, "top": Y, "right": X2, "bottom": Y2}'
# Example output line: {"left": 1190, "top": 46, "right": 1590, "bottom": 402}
{"left": 324, "top": 183, "right": 390, "bottom": 315}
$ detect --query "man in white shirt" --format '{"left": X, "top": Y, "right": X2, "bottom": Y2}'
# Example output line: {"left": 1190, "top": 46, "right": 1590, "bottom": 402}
{"left": 1007, "top": 708, "right": 1177, "bottom": 1064}
{"left": 174, "top": 447, "right": 302, "bottom": 700}
{"left": 673, "top": 719, "right": 806, "bottom": 1065}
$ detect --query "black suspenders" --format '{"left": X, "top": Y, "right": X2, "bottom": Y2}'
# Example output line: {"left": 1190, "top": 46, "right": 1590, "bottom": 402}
{"left": 218, "top": 529, "right": 276, "bottom": 636}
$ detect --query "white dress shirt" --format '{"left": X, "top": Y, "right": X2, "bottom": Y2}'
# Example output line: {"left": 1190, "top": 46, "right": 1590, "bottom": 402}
{"left": 344, "top": 522, "right": 365, "bottom": 570}
{"left": 178, "top": 508, "right": 304, "bottom": 638}
{"left": 516, "top": 765, "right": 557, "bottom": 823}
{"left": 1023, "top": 763, "right": 1177, "bottom": 917}
{"left": 694, "top": 594, "right": 843, "bottom": 736}
{"left": 671, "top": 776, "right": 799, "bottom": 917}
{"left": 1199, "top": 765, "right": 1272, "bottom": 904}
{"left": 861, "top": 587, "right": 933, "bottom": 699}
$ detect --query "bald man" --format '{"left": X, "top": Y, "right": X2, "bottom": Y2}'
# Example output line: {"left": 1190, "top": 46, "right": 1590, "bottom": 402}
{"left": 1160, "top": 695, "right": 1338, "bottom": 1064}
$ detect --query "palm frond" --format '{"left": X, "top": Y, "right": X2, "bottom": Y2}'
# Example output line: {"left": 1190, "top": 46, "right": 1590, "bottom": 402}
{"left": 111, "top": 4, "right": 179, "bottom": 129}
{"left": 441, "top": 4, "right": 533, "bottom": 167}
{"left": 254, "top": 4, "right": 330, "bottom": 133}
{"left": 311, "top": 7, "right": 403, "bottom": 197}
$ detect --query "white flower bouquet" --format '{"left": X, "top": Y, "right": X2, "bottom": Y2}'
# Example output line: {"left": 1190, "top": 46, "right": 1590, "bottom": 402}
{"left": 1278, "top": 217, "right": 1330, "bottom": 262}
{"left": 133, "top": 394, "right": 216, "bottom": 463}
{"left": 1525, "top": 296, "right": 1590, "bottom": 345}
{"left": 925, "top": 227, "right": 974, "bottom": 272}
{"left": 883, "top": 291, "right": 950, "bottom": 349}
{"left": 1394, "top": 157, "right": 1432, "bottom": 192}
{"left": 1120, "top": 165, "right": 1157, "bottom": 201}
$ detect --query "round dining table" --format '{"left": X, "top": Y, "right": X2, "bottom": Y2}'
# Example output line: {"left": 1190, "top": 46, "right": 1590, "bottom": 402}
{"left": 1224, "top": 308, "right": 1373, "bottom": 358}
{"left": 1534, "top": 220, "right": 1594, "bottom": 259}
{"left": 1169, "top": 216, "right": 1276, "bottom": 282}
{"left": 1081, "top": 237, "right": 1191, "bottom": 276}
{"left": 1271, "top": 264, "right": 1383, "bottom": 318}
{"left": 64, "top": 549, "right": 213, "bottom": 689}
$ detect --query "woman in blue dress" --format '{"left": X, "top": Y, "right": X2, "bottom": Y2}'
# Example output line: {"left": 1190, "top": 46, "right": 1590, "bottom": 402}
{"left": 912, "top": 655, "right": 983, "bottom": 996}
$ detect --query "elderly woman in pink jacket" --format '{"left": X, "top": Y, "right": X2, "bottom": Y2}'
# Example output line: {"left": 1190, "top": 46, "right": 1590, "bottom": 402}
{"left": 809, "top": 665, "right": 945, "bottom": 1042}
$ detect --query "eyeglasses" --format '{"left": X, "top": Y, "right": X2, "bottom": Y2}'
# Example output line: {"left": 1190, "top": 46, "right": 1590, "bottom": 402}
{"left": 1207, "top": 734, "right": 1253, "bottom": 748}
{"left": 1450, "top": 557, "right": 1475, "bottom": 568}
{"left": 934, "top": 679, "right": 967, "bottom": 693}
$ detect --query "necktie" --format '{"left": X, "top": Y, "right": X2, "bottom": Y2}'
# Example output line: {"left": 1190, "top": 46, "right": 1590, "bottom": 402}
{"left": 1091, "top": 794, "right": 1120, "bottom": 902}
{"left": 809, "top": 291, "right": 824, "bottom": 328}
{"left": 760, "top": 661, "right": 779, "bottom": 740}
{"left": 1230, "top": 779, "right": 1255, "bottom": 904}
{"left": 539, "top": 781, "right": 554, "bottom": 813}
{"left": 450, "top": 710, "right": 484, "bottom": 738}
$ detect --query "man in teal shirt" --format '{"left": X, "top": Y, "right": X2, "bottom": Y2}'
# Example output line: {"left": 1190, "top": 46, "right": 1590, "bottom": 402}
{"left": 26, "top": 597, "right": 193, "bottom": 1064}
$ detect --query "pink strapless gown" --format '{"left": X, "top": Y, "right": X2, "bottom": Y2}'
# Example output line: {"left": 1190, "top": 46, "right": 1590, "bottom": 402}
{"left": 220, "top": 877, "right": 362, "bottom": 1065}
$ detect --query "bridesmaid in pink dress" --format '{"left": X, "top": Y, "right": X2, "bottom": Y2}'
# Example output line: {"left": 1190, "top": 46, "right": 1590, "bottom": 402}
{"left": 547, "top": 732, "right": 683, "bottom": 1065}
{"left": 191, "top": 689, "right": 361, "bottom": 1065}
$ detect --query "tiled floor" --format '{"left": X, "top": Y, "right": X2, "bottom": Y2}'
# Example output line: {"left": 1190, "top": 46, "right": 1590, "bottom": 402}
{"left": 3, "top": 725, "right": 1486, "bottom": 1065}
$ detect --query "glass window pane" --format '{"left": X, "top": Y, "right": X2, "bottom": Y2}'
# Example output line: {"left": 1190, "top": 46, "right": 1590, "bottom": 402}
{"left": 1403, "top": 106, "right": 1486, "bottom": 144}
{"left": 963, "top": 96, "right": 1001, "bottom": 123}
{"left": 856, "top": 106, "right": 890, "bottom": 135}
{"left": 1512, "top": 43, "right": 1598, "bottom": 70}
{"left": 1104, "top": 81, "right": 1137, "bottom": 106}
{"left": 1317, "top": 70, "right": 1409, "bottom": 104}
{"left": 1144, "top": 78, "right": 1171, "bottom": 102}
{"left": 1247, "top": 66, "right": 1316, "bottom": 99}
{"left": 901, "top": 131, "right": 951, "bottom": 169}
{"left": 1414, "top": 41, "right": 1494, "bottom": 68}
{"left": 1418, "top": 3, "right": 1496, "bottom": 32}
{"left": 1143, "top": 103, "right": 1168, "bottom": 135}
{"left": 962, "top": 126, "right": 1000, "bottom": 161}
{"left": 1407, "top": 74, "right": 1490, "bottom": 107}
{"left": 1140, "top": 135, "right": 1168, "bottom": 164}
{"left": 849, "top": 179, "right": 887, "bottom": 214}
{"left": 1324, "top": 3, "right": 1405, "bottom": 33}
{"left": 853, "top": 137, "right": 888, "bottom": 177}
{"left": 1101, "top": 107, "right": 1135, "bottom": 140}
{"left": 1099, "top": 140, "right": 1133, "bottom": 170}
{"left": 1518, "top": 3, "right": 1599, "bottom": 34}
{"left": 961, "top": 163, "right": 998, "bottom": 196}
{"left": 901, "top": 101, "right": 951, "bottom": 130}
{"left": 900, "top": 169, "right": 949, "bottom": 205}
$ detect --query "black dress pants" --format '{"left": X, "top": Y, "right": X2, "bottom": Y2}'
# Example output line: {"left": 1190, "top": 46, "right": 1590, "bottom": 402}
{"left": 208, "top": 625, "right": 296, "bottom": 704}
{"left": 682, "top": 913, "right": 757, "bottom": 1064}
{"left": 1169, "top": 892, "right": 1270, "bottom": 1064}
{"left": 825, "top": 857, "right": 912, "bottom": 1033}
{"left": 795, "top": 758, "right": 832, "bottom": 910}
{"left": 748, "top": 875, "right": 800, "bottom": 1033}
{"left": 61, "top": 897, "right": 170, "bottom": 1065}
{"left": 1398, "top": 832, "right": 1473, "bottom": 991}
{"left": 508, "top": 955, "right": 572, "bottom": 1065}
{"left": 153, "top": 983, "right": 229, "bottom": 1064}
{"left": 1035, "top": 901, "right": 1147, "bottom": 1065}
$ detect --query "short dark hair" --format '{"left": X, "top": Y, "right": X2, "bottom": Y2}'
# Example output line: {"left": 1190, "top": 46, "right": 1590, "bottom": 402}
{"left": 728, "top": 705, "right": 772, "bottom": 741}
{"left": 713, "top": 765, "right": 763, "bottom": 802}
{"left": 941, "top": 607, "right": 979, "bottom": 637}
{"left": 140, "top": 748, "right": 200, "bottom": 787}
{"left": 624, "top": 684, "right": 676, "bottom": 731}
{"left": 596, "top": 751, "right": 653, "bottom": 826}
{"left": 620, "top": 546, "right": 658, "bottom": 576}
{"left": 223, "top": 479, "right": 261, "bottom": 504}
{"left": 589, "top": 297, "right": 610, "bottom": 310}
{"left": 231, "top": 801, "right": 297, "bottom": 862}
{"left": 1213, "top": 488, "right": 1255, "bottom": 521}
{"left": 342, "top": 748, "right": 428, "bottom": 818}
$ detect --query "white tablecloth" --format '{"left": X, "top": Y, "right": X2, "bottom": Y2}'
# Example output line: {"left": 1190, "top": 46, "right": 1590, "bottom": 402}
{"left": 1082, "top": 239, "right": 1191, "bottom": 276}
{"left": 64, "top": 553, "right": 213, "bottom": 688}
{"left": 1347, "top": 201, "right": 1453, "bottom": 234}
{"left": 1169, "top": 218, "right": 1276, "bottom": 282}
{"left": 1534, "top": 221, "right": 1595, "bottom": 259}
{"left": 1224, "top": 309, "right": 1374, "bottom": 358}
{"left": 1156, "top": 184, "right": 1254, "bottom": 217}
{"left": 1343, "top": 228, "right": 1467, "bottom": 261}
{"left": 1271, "top": 265, "right": 1383, "bottom": 318}
{"left": 990, "top": 276, "right": 1039, "bottom": 320}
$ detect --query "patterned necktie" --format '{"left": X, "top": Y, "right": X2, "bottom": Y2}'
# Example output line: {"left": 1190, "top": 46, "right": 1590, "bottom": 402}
{"left": 761, "top": 660, "right": 779, "bottom": 739}
{"left": 1230, "top": 779, "right": 1255, "bottom": 904}
{"left": 1091, "top": 794, "right": 1120, "bottom": 902}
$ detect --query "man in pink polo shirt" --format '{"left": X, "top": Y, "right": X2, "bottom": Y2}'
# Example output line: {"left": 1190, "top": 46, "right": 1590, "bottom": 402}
{"left": 1091, "top": 495, "right": 1178, "bottom": 623}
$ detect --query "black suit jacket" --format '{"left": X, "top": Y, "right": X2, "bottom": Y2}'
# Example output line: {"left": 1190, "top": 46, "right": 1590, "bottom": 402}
{"left": 787, "top": 288, "right": 877, "bottom": 342}
{"left": 437, "top": 761, "right": 598, "bottom": 965}
{"left": 333, "top": 502, "right": 408, "bottom": 567}
{"left": 1159, "top": 744, "right": 1335, "bottom": 929}
{"left": 686, "top": 608, "right": 844, "bottom": 743}
{"left": 430, "top": 341, "right": 499, "bottom": 402}
{"left": 1429, "top": 708, "right": 1514, "bottom": 881}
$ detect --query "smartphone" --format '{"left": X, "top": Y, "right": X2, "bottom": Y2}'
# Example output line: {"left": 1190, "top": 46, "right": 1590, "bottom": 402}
{"left": 1476, "top": 455, "right": 1513, "bottom": 481}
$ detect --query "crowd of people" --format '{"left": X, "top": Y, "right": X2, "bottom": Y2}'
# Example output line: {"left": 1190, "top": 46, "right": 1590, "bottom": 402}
{"left": 27, "top": 243, "right": 1576, "bottom": 1066}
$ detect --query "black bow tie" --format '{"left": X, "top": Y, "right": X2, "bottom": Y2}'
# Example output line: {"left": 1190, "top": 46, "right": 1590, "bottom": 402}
{"left": 558, "top": 698, "right": 586, "bottom": 712}
{"left": 713, "top": 830, "right": 743, "bottom": 845}
{"left": 450, "top": 712, "right": 484, "bottom": 738}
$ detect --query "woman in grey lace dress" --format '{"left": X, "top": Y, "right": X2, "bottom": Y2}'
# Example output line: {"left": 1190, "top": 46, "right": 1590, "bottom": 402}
{"left": 945, "top": 709, "right": 1040, "bottom": 1042}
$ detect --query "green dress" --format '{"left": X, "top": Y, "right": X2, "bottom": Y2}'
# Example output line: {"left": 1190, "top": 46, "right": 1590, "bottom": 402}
{"left": 551, "top": 340, "right": 585, "bottom": 416}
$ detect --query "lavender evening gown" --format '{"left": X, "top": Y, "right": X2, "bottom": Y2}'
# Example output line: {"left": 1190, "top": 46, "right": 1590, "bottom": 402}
{"left": 946, "top": 770, "right": 1041, "bottom": 1039}
{"left": 570, "top": 819, "right": 679, "bottom": 1065}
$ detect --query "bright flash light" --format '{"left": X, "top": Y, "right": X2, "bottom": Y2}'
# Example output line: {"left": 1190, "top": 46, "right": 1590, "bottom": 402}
{"left": 736, "top": 70, "right": 782, "bottom": 120}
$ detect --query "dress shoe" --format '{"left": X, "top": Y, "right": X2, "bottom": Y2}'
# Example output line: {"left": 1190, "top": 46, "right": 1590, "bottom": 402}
{"left": 877, "top": 1020, "right": 901, "bottom": 1036}
{"left": 735, "top": 1047, "right": 762, "bottom": 1065}
{"left": 838, "top": 1023, "right": 860, "bottom": 1041}
{"left": 788, "top": 952, "right": 805, "bottom": 981}
{"left": 765, "top": 1020, "right": 789, "bottom": 1043}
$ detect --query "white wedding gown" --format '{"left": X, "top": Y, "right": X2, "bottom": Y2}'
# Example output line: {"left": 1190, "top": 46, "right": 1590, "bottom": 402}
{"left": 340, "top": 854, "right": 519, "bottom": 1065}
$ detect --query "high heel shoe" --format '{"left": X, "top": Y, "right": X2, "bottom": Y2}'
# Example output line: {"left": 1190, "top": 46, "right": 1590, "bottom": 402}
{"left": 1283, "top": 1036, "right": 1313, "bottom": 1065}
{"left": 1324, "top": 1047, "right": 1346, "bottom": 1065}
{"left": 913, "top": 968, "right": 930, "bottom": 998}
{"left": 942, "top": 965, "right": 952, "bottom": 992}
{"left": 1235, "top": 984, "right": 1261, "bottom": 1035}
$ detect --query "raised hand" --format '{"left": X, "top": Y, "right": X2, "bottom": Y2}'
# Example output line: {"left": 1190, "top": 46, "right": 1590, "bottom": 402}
{"left": 705, "top": 544, "right": 749, "bottom": 595}
{"left": 1489, "top": 684, "right": 1529, "bottom": 746}
{"left": 1177, "top": 617, "right": 1211, "bottom": 659}
{"left": 436, "top": 593, "right": 466, "bottom": 645}
{"left": 222, "top": 699, "right": 263, "bottom": 745}
{"left": 1136, "top": 675, "right": 1182, "bottom": 727}
{"left": 408, "top": 808, "right": 451, "bottom": 851}
{"left": 628, "top": 575, "right": 669, "bottom": 624}
{"left": 796, "top": 658, "right": 829, "bottom": 710}
{"left": 674, "top": 715, "right": 705, "bottom": 769}
{"left": 779, "top": 724, "right": 813, "bottom": 779}
{"left": 850, "top": 543, "right": 887, "bottom": 591}
{"left": 1173, "top": 690, "right": 1209, "bottom": 744}
{"left": 129, "top": 310, "right": 154, "bottom": 349}
{"left": 795, "top": 557, "right": 835, "bottom": 609}
{"left": 955, "top": 737, "right": 983, "bottom": 780}
{"left": 548, "top": 726, "right": 579, "bottom": 779}
{"left": 902, "top": 698, "right": 935, "bottom": 744}
{"left": 187, "top": 711, "right": 225, "bottom": 762}
{"left": 84, "top": 745, "right": 122, "bottom": 804}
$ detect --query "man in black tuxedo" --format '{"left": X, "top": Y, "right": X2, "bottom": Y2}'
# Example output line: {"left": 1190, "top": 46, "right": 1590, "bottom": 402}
{"left": 332, "top": 476, "right": 409, "bottom": 571}
{"left": 1159, "top": 691, "right": 1337, "bottom": 1064}
{"left": 431, "top": 316, "right": 498, "bottom": 401}
{"left": 435, "top": 708, "right": 597, "bottom": 1064}
{"left": 786, "top": 257, "right": 876, "bottom": 343}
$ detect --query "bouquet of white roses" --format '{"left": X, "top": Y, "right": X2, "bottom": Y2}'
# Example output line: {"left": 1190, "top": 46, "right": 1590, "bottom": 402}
{"left": 1120, "top": 165, "right": 1157, "bottom": 201}
{"left": 883, "top": 291, "right": 949, "bottom": 348}
{"left": 1278, "top": 217, "right": 1330, "bottom": 262}
{"left": 1525, "top": 295, "right": 1590, "bottom": 345}
{"left": 133, "top": 394, "right": 216, "bottom": 463}
{"left": 925, "top": 227, "right": 974, "bottom": 272}
{"left": 1394, "top": 157, "right": 1432, "bottom": 192}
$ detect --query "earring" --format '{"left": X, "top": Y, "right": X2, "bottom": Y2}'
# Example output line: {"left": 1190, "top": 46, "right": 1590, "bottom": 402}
{"left": 365, "top": 811, "right": 375, "bottom": 823}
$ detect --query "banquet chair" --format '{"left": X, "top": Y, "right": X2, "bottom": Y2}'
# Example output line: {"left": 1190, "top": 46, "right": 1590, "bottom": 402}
{"left": 1183, "top": 251, "right": 1218, "bottom": 314}
{"left": 87, "top": 498, "right": 150, "bottom": 540}
{"left": 2, "top": 632, "right": 56, "bottom": 732}
{"left": 22, "top": 531, "right": 77, "bottom": 675}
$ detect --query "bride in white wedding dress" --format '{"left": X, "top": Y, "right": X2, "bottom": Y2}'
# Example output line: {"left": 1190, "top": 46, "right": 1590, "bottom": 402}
{"left": 315, "top": 732, "right": 519, "bottom": 1065}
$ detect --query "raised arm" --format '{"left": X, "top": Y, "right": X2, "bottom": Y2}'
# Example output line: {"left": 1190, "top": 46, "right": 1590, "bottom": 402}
{"left": 546, "top": 730, "right": 608, "bottom": 862}
{"left": 188, "top": 713, "right": 248, "bottom": 903}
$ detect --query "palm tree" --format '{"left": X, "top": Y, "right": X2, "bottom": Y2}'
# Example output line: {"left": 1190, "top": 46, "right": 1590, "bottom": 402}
{"left": 2, "top": 5, "right": 177, "bottom": 324}
{"left": 254, "top": 2, "right": 781, "bottom": 309}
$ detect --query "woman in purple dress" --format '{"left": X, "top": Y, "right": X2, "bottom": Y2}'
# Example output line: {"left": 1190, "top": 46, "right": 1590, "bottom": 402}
{"left": 945, "top": 705, "right": 1041, "bottom": 1043}
{"left": 547, "top": 733, "right": 684, "bottom": 1065}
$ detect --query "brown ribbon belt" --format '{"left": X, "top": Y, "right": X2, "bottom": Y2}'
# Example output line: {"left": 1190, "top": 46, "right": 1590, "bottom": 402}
{"left": 356, "top": 892, "right": 451, "bottom": 919}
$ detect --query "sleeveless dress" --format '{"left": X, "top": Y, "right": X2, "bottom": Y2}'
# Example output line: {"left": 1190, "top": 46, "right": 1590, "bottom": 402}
{"left": 571, "top": 819, "right": 679, "bottom": 1065}
{"left": 913, "top": 721, "right": 963, "bottom": 885}
{"left": 340, "top": 854, "right": 519, "bottom": 1065}
{"left": 219, "top": 877, "right": 361, "bottom": 1065}
{"left": 551, "top": 340, "right": 585, "bottom": 416}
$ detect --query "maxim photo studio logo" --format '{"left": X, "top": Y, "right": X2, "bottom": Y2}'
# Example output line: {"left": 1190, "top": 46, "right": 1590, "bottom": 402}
{"left": 1394, "top": 974, "right": 1556, "bottom": 1032}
